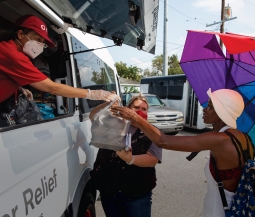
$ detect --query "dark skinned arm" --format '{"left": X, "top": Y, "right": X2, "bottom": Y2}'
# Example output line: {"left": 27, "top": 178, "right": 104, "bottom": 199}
{"left": 110, "top": 106, "right": 227, "bottom": 152}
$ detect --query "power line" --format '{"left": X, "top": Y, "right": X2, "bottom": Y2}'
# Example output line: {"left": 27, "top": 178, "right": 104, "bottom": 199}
{"left": 243, "top": 0, "right": 255, "bottom": 6}
{"left": 156, "top": 40, "right": 183, "bottom": 46}
{"left": 122, "top": 45, "right": 184, "bottom": 68}
{"left": 160, "top": 0, "right": 205, "bottom": 26}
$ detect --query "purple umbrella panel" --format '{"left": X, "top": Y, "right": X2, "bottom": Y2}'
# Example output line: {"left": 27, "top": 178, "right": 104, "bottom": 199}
{"left": 180, "top": 30, "right": 255, "bottom": 144}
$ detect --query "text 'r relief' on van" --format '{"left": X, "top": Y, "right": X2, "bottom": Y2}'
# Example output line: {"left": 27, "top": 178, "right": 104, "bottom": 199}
{"left": 0, "top": 1, "right": 159, "bottom": 217}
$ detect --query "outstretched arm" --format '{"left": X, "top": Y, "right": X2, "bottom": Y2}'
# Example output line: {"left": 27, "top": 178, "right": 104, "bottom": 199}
{"left": 30, "top": 78, "right": 118, "bottom": 101}
{"left": 110, "top": 106, "right": 226, "bottom": 152}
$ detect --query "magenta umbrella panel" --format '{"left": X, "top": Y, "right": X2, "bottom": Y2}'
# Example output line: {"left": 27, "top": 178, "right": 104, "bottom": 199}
{"left": 180, "top": 31, "right": 255, "bottom": 144}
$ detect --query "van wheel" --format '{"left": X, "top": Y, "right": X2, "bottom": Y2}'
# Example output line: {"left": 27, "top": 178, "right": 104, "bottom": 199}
{"left": 77, "top": 193, "right": 96, "bottom": 217}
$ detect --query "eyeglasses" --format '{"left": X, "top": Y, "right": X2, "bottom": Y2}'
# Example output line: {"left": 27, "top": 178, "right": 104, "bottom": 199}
{"left": 26, "top": 34, "right": 48, "bottom": 48}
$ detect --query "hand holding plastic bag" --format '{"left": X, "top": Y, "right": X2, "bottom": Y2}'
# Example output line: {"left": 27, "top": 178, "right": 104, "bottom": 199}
{"left": 19, "top": 87, "right": 33, "bottom": 100}
{"left": 85, "top": 89, "right": 119, "bottom": 102}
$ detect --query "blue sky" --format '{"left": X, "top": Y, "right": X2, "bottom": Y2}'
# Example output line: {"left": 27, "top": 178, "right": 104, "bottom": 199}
{"left": 100, "top": 0, "right": 255, "bottom": 71}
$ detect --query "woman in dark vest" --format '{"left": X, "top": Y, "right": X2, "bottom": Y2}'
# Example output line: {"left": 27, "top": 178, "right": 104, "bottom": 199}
{"left": 89, "top": 94, "right": 162, "bottom": 217}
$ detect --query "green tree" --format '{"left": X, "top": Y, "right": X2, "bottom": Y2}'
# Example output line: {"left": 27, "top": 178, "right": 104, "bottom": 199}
{"left": 115, "top": 62, "right": 142, "bottom": 81}
{"left": 115, "top": 61, "right": 129, "bottom": 77}
{"left": 123, "top": 86, "right": 140, "bottom": 93}
{"left": 127, "top": 65, "right": 142, "bottom": 81}
{"left": 151, "top": 54, "right": 183, "bottom": 75}
{"left": 151, "top": 54, "right": 163, "bottom": 72}
{"left": 143, "top": 68, "right": 160, "bottom": 77}
{"left": 168, "top": 54, "right": 183, "bottom": 75}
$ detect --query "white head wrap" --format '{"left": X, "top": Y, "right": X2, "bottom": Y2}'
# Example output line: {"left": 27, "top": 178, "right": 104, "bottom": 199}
{"left": 207, "top": 88, "right": 244, "bottom": 129}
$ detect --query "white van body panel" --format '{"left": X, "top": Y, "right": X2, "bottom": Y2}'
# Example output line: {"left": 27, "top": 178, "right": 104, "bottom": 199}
{"left": 0, "top": 114, "right": 94, "bottom": 216}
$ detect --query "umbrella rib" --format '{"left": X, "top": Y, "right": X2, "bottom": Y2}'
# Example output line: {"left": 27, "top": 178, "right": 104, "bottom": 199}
{"left": 230, "top": 60, "right": 255, "bottom": 77}
{"left": 249, "top": 51, "right": 255, "bottom": 62}
{"left": 181, "top": 58, "right": 224, "bottom": 64}
{"left": 245, "top": 95, "right": 255, "bottom": 108}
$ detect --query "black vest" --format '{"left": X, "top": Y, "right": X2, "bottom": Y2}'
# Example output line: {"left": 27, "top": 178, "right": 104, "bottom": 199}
{"left": 90, "top": 128, "right": 157, "bottom": 197}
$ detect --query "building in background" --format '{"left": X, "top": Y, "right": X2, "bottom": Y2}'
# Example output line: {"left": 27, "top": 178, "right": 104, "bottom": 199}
{"left": 119, "top": 77, "right": 140, "bottom": 93}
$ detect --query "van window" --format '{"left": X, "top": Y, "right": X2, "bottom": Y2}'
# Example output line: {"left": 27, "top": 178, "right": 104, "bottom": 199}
{"left": 71, "top": 35, "right": 117, "bottom": 111}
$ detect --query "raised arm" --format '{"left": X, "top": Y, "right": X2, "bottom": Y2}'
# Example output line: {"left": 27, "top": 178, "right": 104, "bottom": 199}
{"left": 89, "top": 102, "right": 110, "bottom": 121}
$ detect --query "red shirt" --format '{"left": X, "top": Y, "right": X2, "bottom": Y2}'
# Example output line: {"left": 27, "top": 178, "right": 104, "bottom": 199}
{"left": 0, "top": 40, "right": 47, "bottom": 103}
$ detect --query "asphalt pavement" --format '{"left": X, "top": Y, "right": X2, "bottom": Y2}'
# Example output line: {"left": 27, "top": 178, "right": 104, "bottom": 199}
{"left": 95, "top": 128, "right": 211, "bottom": 217}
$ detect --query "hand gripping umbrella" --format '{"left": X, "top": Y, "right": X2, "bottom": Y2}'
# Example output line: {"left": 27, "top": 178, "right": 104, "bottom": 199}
{"left": 180, "top": 31, "right": 255, "bottom": 151}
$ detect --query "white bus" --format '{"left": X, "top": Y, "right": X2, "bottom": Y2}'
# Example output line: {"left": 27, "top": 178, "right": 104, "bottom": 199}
{"left": 0, "top": 0, "right": 159, "bottom": 217}
{"left": 140, "top": 75, "right": 211, "bottom": 129}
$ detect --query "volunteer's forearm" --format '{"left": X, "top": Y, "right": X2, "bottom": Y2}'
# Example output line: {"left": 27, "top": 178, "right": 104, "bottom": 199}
{"left": 30, "top": 78, "right": 88, "bottom": 98}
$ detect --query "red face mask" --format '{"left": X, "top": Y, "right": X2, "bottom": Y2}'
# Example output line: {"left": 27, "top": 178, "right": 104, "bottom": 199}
{"left": 135, "top": 110, "right": 148, "bottom": 120}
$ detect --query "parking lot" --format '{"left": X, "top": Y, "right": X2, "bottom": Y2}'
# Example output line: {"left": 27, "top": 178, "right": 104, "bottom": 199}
{"left": 95, "top": 128, "right": 211, "bottom": 217}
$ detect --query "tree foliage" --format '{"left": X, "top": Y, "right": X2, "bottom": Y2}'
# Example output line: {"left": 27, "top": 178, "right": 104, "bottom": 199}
{"left": 114, "top": 61, "right": 128, "bottom": 77}
{"left": 123, "top": 86, "right": 140, "bottom": 93}
{"left": 115, "top": 54, "right": 183, "bottom": 82}
{"left": 143, "top": 68, "right": 160, "bottom": 77}
{"left": 151, "top": 54, "right": 183, "bottom": 75}
{"left": 168, "top": 54, "right": 183, "bottom": 75}
{"left": 151, "top": 54, "right": 164, "bottom": 72}
{"left": 115, "top": 62, "right": 142, "bottom": 81}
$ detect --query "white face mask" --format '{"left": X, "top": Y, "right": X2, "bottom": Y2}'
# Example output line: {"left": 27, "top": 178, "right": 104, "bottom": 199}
{"left": 16, "top": 34, "right": 47, "bottom": 59}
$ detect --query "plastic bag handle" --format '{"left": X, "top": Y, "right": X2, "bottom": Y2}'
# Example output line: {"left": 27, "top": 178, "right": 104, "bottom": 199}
{"left": 93, "top": 98, "right": 122, "bottom": 120}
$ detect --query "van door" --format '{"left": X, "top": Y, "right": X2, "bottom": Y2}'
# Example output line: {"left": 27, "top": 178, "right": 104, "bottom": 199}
{"left": 40, "top": 0, "right": 159, "bottom": 54}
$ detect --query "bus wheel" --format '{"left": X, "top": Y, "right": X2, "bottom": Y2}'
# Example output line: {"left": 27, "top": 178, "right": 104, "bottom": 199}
{"left": 78, "top": 193, "right": 96, "bottom": 217}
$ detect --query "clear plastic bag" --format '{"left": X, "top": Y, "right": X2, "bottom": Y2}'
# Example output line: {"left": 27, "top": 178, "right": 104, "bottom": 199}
{"left": 90, "top": 101, "right": 131, "bottom": 151}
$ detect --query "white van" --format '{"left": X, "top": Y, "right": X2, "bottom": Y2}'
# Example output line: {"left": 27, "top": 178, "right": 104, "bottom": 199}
{"left": 0, "top": 1, "right": 159, "bottom": 217}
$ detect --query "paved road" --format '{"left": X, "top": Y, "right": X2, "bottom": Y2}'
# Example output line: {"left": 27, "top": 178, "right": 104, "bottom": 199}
{"left": 95, "top": 128, "right": 211, "bottom": 217}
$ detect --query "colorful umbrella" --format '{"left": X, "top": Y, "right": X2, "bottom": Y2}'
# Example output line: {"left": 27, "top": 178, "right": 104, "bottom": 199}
{"left": 180, "top": 31, "right": 255, "bottom": 144}
{"left": 189, "top": 30, "right": 255, "bottom": 54}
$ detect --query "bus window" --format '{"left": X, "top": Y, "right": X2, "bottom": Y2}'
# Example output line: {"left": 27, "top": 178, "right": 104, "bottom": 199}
{"left": 148, "top": 81, "right": 154, "bottom": 95}
{"left": 155, "top": 81, "right": 167, "bottom": 98}
{"left": 168, "top": 79, "right": 184, "bottom": 100}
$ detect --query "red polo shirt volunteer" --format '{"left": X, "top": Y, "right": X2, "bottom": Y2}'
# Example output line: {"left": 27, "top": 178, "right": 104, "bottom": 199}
{"left": 0, "top": 40, "right": 47, "bottom": 103}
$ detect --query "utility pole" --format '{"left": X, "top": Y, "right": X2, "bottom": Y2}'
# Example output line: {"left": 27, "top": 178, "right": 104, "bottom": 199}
{"left": 206, "top": 1, "right": 237, "bottom": 49}
{"left": 163, "top": 0, "right": 168, "bottom": 76}
{"left": 220, "top": 0, "right": 225, "bottom": 48}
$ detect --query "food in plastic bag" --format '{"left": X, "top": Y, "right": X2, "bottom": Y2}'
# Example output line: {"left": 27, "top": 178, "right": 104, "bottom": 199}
{"left": 90, "top": 101, "right": 131, "bottom": 151}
